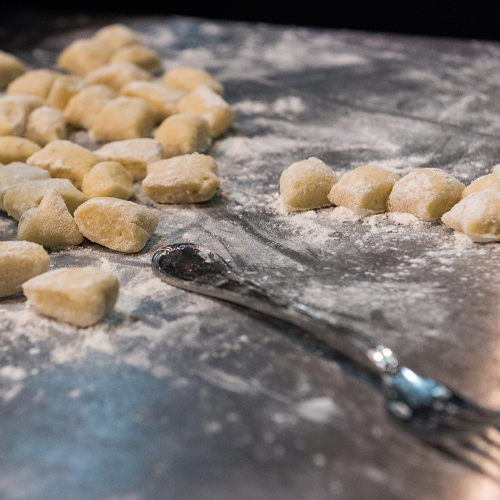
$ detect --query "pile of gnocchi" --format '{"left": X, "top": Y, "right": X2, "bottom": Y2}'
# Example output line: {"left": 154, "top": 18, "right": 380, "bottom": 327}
{"left": 280, "top": 158, "right": 500, "bottom": 243}
{"left": 0, "top": 24, "right": 232, "bottom": 326}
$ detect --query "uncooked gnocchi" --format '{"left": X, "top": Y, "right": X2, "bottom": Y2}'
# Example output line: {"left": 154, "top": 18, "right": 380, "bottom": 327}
{"left": 93, "top": 24, "right": 141, "bottom": 52}
{"left": 7, "top": 69, "right": 59, "bottom": 100}
{"left": 18, "top": 189, "right": 83, "bottom": 247}
{"left": 81, "top": 161, "right": 134, "bottom": 200}
{"left": 27, "top": 140, "right": 99, "bottom": 189}
{"left": 163, "top": 67, "right": 223, "bottom": 95}
{"left": 91, "top": 97, "right": 156, "bottom": 142}
{"left": 85, "top": 62, "right": 153, "bottom": 91}
{"left": 24, "top": 106, "right": 66, "bottom": 146}
{"left": 93, "top": 138, "right": 163, "bottom": 181}
{"left": 109, "top": 45, "right": 162, "bottom": 73}
{"left": 57, "top": 39, "right": 112, "bottom": 76}
{"left": 328, "top": 164, "right": 399, "bottom": 215}
{"left": 4, "top": 178, "right": 88, "bottom": 221}
{"left": 0, "top": 51, "right": 26, "bottom": 89}
{"left": 142, "top": 153, "right": 220, "bottom": 204}
{"left": 0, "top": 162, "right": 50, "bottom": 211}
{"left": 0, "top": 241, "right": 50, "bottom": 298}
{"left": 0, "top": 136, "right": 41, "bottom": 164}
{"left": 442, "top": 190, "right": 500, "bottom": 242}
{"left": 22, "top": 267, "right": 120, "bottom": 327}
{"left": 74, "top": 198, "right": 159, "bottom": 253}
{"left": 154, "top": 113, "right": 212, "bottom": 158}
{"left": 280, "top": 157, "right": 338, "bottom": 211}
{"left": 461, "top": 172, "right": 500, "bottom": 199}
{"left": 387, "top": 168, "right": 465, "bottom": 221}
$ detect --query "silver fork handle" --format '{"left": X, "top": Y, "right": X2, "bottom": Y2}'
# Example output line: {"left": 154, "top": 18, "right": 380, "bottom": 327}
{"left": 182, "top": 271, "right": 400, "bottom": 376}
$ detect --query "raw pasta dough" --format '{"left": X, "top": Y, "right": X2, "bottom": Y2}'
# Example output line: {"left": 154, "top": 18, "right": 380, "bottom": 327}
{"left": 24, "top": 106, "right": 66, "bottom": 146}
{"left": 461, "top": 172, "right": 500, "bottom": 199}
{"left": 387, "top": 168, "right": 464, "bottom": 221}
{"left": 442, "top": 190, "right": 500, "bottom": 242}
{"left": 22, "top": 267, "right": 119, "bottom": 327}
{"left": 163, "top": 67, "right": 223, "bottom": 95}
{"left": 328, "top": 164, "right": 399, "bottom": 215}
{"left": 74, "top": 198, "right": 159, "bottom": 253}
{"left": 18, "top": 189, "right": 83, "bottom": 247}
{"left": 280, "top": 157, "right": 338, "bottom": 211}
{"left": 0, "top": 51, "right": 26, "bottom": 89}
{"left": 93, "top": 138, "right": 163, "bottom": 181}
{"left": 81, "top": 161, "right": 134, "bottom": 200}
{"left": 0, "top": 241, "right": 50, "bottom": 298}
{"left": 142, "top": 153, "right": 220, "bottom": 204}
{"left": 0, "top": 136, "right": 41, "bottom": 164}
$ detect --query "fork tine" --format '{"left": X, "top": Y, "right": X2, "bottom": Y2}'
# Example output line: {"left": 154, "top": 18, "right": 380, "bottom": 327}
{"left": 434, "top": 435, "right": 500, "bottom": 481}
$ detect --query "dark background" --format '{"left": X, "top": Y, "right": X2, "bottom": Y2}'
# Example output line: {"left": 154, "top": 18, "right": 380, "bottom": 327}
{"left": 1, "top": 0, "right": 500, "bottom": 45}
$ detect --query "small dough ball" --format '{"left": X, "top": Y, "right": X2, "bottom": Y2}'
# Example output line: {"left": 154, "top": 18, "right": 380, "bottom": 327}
{"left": 163, "top": 67, "right": 223, "bottom": 95}
{"left": 280, "top": 157, "right": 338, "bottom": 211}
{"left": 74, "top": 197, "right": 159, "bottom": 253}
{"left": 154, "top": 113, "right": 212, "bottom": 158}
{"left": 177, "top": 85, "right": 233, "bottom": 137}
{"left": 24, "top": 106, "right": 66, "bottom": 146}
{"left": 85, "top": 62, "right": 153, "bottom": 92}
{"left": 82, "top": 161, "right": 134, "bottom": 199}
{"left": 27, "top": 140, "right": 99, "bottom": 189}
{"left": 327, "top": 164, "right": 400, "bottom": 215}
{"left": 0, "top": 241, "right": 50, "bottom": 298}
{"left": 57, "top": 39, "right": 112, "bottom": 76}
{"left": 18, "top": 189, "right": 83, "bottom": 247}
{"left": 109, "top": 45, "right": 162, "bottom": 72}
{"left": 4, "top": 178, "right": 88, "bottom": 220}
{"left": 7, "top": 70, "right": 59, "bottom": 99}
{"left": 0, "top": 94, "right": 44, "bottom": 136}
{"left": 64, "top": 84, "right": 117, "bottom": 130}
{"left": 143, "top": 153, "right": 220, "bottom": 204}
{"left": 442, "top": 190, "right": 500, "bottom": 242}
{"left": 22, "top": 267, "right": 119, "bottom": 327}
{"left": 121, "top": 81, "right": 184, "bottom": 122}
{"left": 94, "top": 24, "right": 141, "bottom": 52}
{"left": 45, "top": 75, "right": 85, "bottom": 110}
{"left": 0, "top": 51, "right": 27, "bottom": 89}
{"left": 94, "top": 138, "right": 163, "bottom": 181}
{"left": 387, "top": 168, "right": 465, "bottom": 221}
{"left": 461, "top": 172, "right": 500, "bottom": 199}
{"left": 0, "top": 136, "right": 41, "bottom": 164}
{"left": 91, "top": 97, "right": 156, "bottom": 142}
{"left": 0, "top": 162, "right": 50, "bottom": 211}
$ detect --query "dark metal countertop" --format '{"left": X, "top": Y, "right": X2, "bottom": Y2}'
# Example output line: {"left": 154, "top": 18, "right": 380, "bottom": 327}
{"left": 2, "top": 15, "right": 500, "bottom": 500}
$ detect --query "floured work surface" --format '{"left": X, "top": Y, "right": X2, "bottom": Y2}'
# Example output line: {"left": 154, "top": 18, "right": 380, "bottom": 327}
{"left": 2, "top": 16, "right": 500, "bottom": 500}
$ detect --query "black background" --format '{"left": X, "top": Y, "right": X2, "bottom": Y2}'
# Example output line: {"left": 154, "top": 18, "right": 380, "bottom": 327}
{"left": 2, "top": 0, "right": 500, "bottom": 43}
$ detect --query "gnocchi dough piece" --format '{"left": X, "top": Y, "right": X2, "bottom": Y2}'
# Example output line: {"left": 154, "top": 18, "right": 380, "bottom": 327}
{"left": 64, "top": 84, "right": 117, "bottom": 130}
{"left": 0, "top": 51, "right": 27, "bottom": 89}
{"left": 280, "top": 157, "right": 338, "bottom": 211}
{"left": 85, "top": 62, "right": 153, "bottom": 91}
{"left": 461, "top": 172, "right": 500, "bottom": 199}
{"left": 93, "top": 24, "right": 141, "bottom": 52}
{"left": 74, "top": 197, "right": 159, "bottom": 253}
{"left": 91, "top": 97, "right": 156, "bottom": 142}
{"left": 93, "top": 138, "right": 163, "bottom": 181}
{"left": 109, "top": 45, "right": 162, "bottom": 72}
{"left": 143, "top": 153, "right": 220, "bottom": 204}
{"left": 45, "top": 75, "right": 85, "bottom": 110}
{"left": 442, "top": 190, "right": 500, "bottom": 242}
{"left": 0, "top": 136, "right": 41, "bottom": 164}
{"left": 154, "top": 113, "right": 212, "bottom": 158}
{"left": 387, "top": 168, "right": 465, "bottom": 221}
{"left": 327, "top": 165, "right": 400, "bottom": 215}
{"left": 82, "top": 161, "right": 134, "bottom": 199}
{"left": 22, "top": 267, "right": 119, "bottom": 327}
{"left": 7, "top": 70, "right": 59, "bottom": 99}
{"left": 3, "top": 178, "right": 88, "bottom": 220}
{"left": 0, "top": 95, "right": 44, "bottom": 136}
{"left": 163, "top": 67, "right": 223, "bottom": 95}
{"left": 18, "top": 189, "right": 83, "bottom": 247}
{"left": 24, "top": 106, "right": 66, "bottom": 146}
{"left": 0, "top": 241, "right": 50, "bottom": 298}
{"left": 57, "top": 39, "right": 112, "bottom": 76}
{"left": 177, "top": 85, "right": 233, "bottom": 137}
{"left": 121, "top": 81, "right": 184, "bottom": 122}
{"left": 0, "top": 162, "right": 50, "bottom": 211}
{"left": 27, "top": 140, "right": 99, "bottom": 189}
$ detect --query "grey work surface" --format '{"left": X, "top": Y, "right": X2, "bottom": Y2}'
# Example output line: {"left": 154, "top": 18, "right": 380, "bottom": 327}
{"left": 2, "top": 15, "right": 500, "bottom": 500}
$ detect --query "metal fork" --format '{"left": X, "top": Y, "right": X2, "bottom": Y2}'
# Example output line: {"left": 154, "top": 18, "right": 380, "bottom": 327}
{"left": 152, "top": 243, "right": 500, "bottom": 478}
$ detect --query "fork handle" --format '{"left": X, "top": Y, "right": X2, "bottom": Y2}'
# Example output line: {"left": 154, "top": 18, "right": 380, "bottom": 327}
{"left": 193, "top": 272, "right": 400, "bottom": 376}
